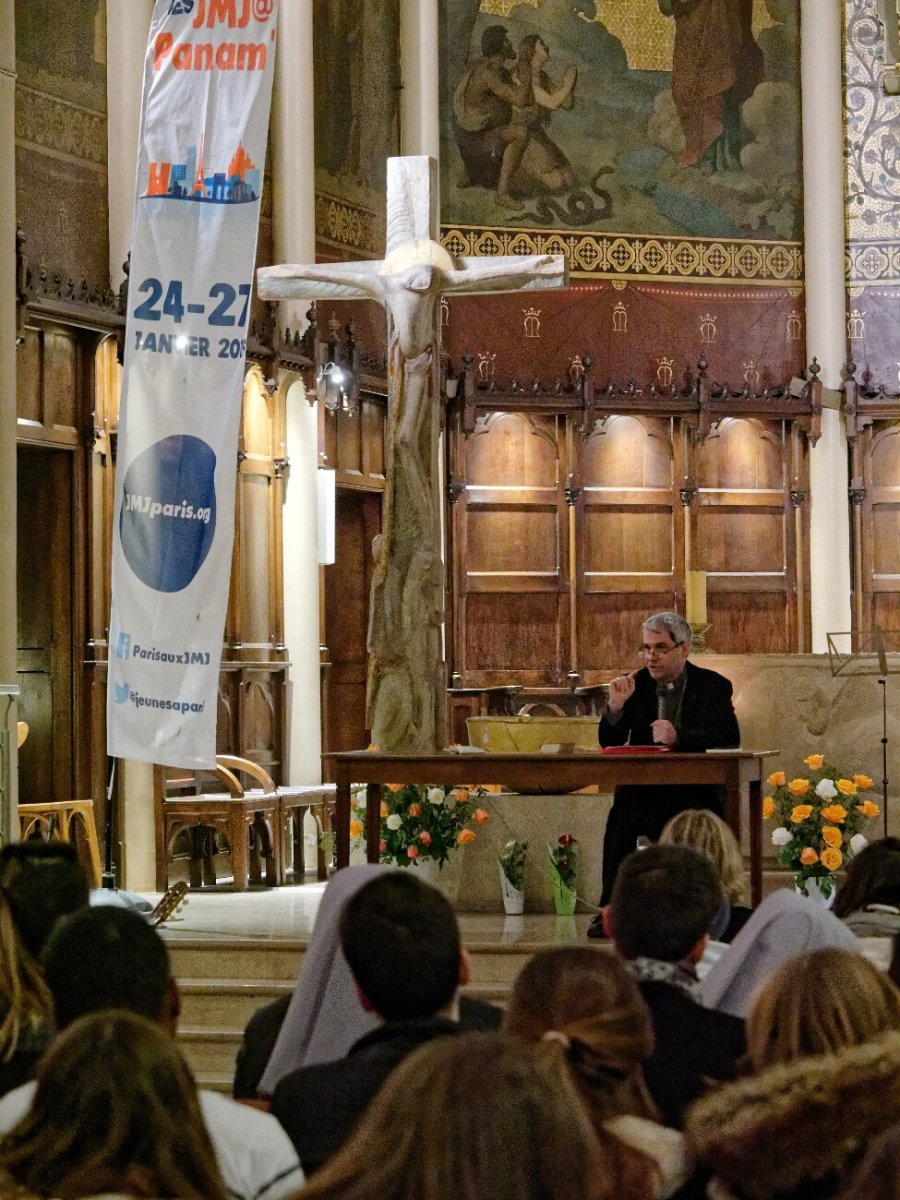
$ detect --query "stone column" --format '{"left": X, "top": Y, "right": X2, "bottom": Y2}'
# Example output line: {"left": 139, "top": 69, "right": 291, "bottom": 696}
{"left": 0, "top": 0, "right": 19, "bottom": 831}
{"left": 104, "top": 1, "right": 156, "bottom": 887}
{"left": 106, "top": 0, "right": 154, "bottom": 291}
{"left": 399, "top": 0, "right": 439, "bottom": 158}
{"left": 801, "top": 0, "right": 852, "bottom": 650}
{"left": 273, "top": 0, "right": 323, "bottom": 784}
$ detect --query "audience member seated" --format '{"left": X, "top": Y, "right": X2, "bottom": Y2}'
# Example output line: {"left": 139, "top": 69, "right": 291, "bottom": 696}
{"left": 835, "top": 1123, "right": 900, "bottom": 1200}
{"left": 604, "top": 845, "right": 746, "bottom": 1127}
{"left": 686, "top": 948, "right": 900, "bottom": 1200}
{"left": 248, "top": 864, "right": 499, "bottom": 1102}
{"left": 257, "top": 865, "right": 395, "bottom": 1096}
{"left": 505, "top": 946, "right": 691, "bottom": 1199}
{"left": 0, "top": 842, "right": 89, "bottom": 1098}
{"left": 0, "top": 906, "right": 305, "bottom": 1200}
{"left": 270, "top": 871, "right": 475, "bottom": 1175}
{"left": 659, "top": 809, "right": 751, "bottom": 943}
{"left": 297, "top": 1031, "right": 617, "bottom": 1200}
{"left": 0, "top": 1010, "right": 230, "bottom": 1200}
{"left": 701, "top": 887, "right": 860, "bottom": 1018}
{"left": 832, "top": 836, "right": 900, "bottom": 937}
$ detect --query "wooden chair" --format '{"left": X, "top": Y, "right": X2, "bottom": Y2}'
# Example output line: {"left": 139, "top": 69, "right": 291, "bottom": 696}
{"left": 156, "top": 756, "right": 281, "bottom": 892}
{"left": 18, "top": 800, "right": 103, "bottom": 888}
{"left": 277, "top": 783, "right": 337, "bottom": 881}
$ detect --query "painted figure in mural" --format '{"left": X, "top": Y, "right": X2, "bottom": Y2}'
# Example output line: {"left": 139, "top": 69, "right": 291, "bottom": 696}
{"left": 509, "top": 35, "right": 577, "bottom": 196}
{"left": 453, "top": 27, "right": 578, "bottom": 209}
{"left": 453, "top": 25, "right": 534, "bottom": 211}
{"left": 659, "top": 0, "right": 763, "bottom": 169}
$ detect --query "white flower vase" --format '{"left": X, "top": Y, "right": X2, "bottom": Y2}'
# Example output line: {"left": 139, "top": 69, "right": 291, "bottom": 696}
{"left": 499, "top": 865, "right": 525, "bottom": 915}
{"left": 407, "top": 852, "right": 464, "bottom": 905}
{"left": 795, "top": 876, "right": 836, "bottom": 908}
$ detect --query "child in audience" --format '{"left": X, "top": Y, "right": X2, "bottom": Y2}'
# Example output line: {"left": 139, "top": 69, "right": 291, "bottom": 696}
{"left": 605, "top": 845, "right": 746, "bottom": 1126}
{"left": 505, "top": 947, "right": 690, "bottom": 1199}
{"left": 295, "top": 1031, "right": 617, "bottom": 1200}
{"left": 0, "top": 1010, "right": 230, "bottom": 1199}
{"left": 686, "top": 948, "right": 900, "bottom": 1200}
{"left": 659, "top": 809, "right": 750, "bottom": 942}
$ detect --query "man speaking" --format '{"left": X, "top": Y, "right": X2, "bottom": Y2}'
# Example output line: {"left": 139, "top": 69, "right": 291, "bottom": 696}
{"left": 590, "top": 611, "right": 740, "bottom": 925}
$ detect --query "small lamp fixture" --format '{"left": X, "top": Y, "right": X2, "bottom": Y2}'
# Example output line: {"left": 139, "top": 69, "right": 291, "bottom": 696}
{"left": 317, "top": 312, "right": 359, "bottom": 413}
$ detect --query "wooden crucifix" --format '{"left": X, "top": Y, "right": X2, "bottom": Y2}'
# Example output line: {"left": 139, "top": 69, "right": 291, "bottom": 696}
{"left": 258, "top": 156, "right": 567, "bottom": 753}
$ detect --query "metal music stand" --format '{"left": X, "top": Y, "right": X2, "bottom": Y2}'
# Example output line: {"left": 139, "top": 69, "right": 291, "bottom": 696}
{"left": 827, "top": 628, "right": 899, "bottom": 838}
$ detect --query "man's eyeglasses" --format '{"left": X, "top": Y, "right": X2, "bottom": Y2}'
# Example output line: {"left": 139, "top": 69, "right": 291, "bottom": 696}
{"left": 639, "top": 642, "right": 684, "bottom": 659}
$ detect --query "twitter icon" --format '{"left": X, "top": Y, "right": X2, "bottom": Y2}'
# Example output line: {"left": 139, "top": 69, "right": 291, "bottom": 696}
{"left": 114, "top": 682, "right": 130, "bottom": 705}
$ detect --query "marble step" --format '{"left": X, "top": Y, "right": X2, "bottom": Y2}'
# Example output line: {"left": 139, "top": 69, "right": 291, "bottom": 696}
{"left": 166, "top": 938, "right": 305, "bottom": 982}
{"left": 178, "top": 975, "right": 512, "bottom": 1030}
{"left": 166, "top": 934, "right": 550, "bottom": 989}
{"left": 180, "top": 1026, "right": 243, "bottom": 1077}
{"left": 177, "top": 979, "right": 513, "bottom": 1088}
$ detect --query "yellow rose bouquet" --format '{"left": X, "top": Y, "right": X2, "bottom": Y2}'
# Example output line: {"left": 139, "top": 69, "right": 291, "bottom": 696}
{"left": 763, "top": 754, "right": 880, "bottom": 899}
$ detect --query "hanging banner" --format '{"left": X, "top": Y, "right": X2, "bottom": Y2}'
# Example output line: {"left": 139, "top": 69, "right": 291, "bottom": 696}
{"left": 108, "top": 0, "right": 278, "bottom": 767}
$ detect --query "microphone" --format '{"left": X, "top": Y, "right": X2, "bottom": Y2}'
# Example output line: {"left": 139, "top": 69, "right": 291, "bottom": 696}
{"left": 656, "top": 682, "right": 674, "bottom": 722}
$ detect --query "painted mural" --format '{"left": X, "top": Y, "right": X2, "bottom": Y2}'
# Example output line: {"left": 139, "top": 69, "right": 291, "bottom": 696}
{"left": 844, "top": 0, "right": 900, "bottom": 386}
{"left": 313, "top": 0, "right": 400, "bottom": 261}
{"left": 440, "top": 0, "right": 803, "bottom": 283}
{"left": 15, "top": 0, "right": 109, "bottom": 289}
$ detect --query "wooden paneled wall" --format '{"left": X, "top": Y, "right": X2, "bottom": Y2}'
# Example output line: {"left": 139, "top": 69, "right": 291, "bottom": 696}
{"left": 448, "top": 406, "right": 809, "bottom": 687}
{"left": 319, "top": 390, "right": 386, "bottom": 760}
{"left": 846, "top": 374, "right": 900, "bottom": 639}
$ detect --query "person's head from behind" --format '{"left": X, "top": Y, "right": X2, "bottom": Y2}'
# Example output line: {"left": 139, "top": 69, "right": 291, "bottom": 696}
{"left": 607, "top": 844, "right": 721, "bottom": 962}
{"left": 44, "top": 906, "right": 177, "bottom": 1032}
{"left": 0, "top": 841, "right": 90, "bottom": 1055}
{"left": 659, "top": 808, "right": 746, "bottom": 906}
{"left": 339, "top": 872, "right": 465, "bottom": 1021}
{"left": 300, "top": 1032, "right": 613, "bottom": 1200}
{"left": 0, "top": 1010, "right": 228, "bottom": 1200}
{"left": 746, "top": 946, "right": 900, "bottom": 1070}
{"left": 0, "top": 841, "right": 89, "bottom": 959}
{"left": 505, "top": 948, "right": 659, "bottom": 1197}
{"left": 505, "top": 947, "right": 656, "bottom": 1120}
{"left": 833, "top": 837, "right": 900, "bottom": 919}
{"left": 481, "top": 23, "right": 513, "bottom": 61}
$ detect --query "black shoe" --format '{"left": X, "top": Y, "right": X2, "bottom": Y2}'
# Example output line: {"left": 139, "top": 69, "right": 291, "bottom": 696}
{"left": 586, "top": 912, "right": 608, "bottom": 940}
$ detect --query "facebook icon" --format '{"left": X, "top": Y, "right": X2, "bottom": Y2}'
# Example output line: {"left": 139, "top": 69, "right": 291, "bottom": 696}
{"left": 116, "top": 632, "right": 131, "bottom": 660}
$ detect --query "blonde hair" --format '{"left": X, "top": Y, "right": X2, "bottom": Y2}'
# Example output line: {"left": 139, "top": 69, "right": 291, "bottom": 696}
{"left": 747, "top": 947, "right": 900, "bottom": 1070}
{"left": 300, "top": 1032, "right": 615, "bottom": 1200}
{"left": 659, "top": 808, "right": 746, "bottom": 905}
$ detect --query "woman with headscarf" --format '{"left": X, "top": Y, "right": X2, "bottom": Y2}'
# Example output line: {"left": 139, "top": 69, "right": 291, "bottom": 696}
{"left": 700, "top": 887, "right": 859, "bottom": 1018}
{"left": 254, "top": 865, "right": 394, "bottom": 1098}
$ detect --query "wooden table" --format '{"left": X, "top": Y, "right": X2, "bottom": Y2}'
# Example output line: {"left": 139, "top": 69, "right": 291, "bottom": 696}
{"left": 323, "top": 750, "right": 776, "bottom": 906}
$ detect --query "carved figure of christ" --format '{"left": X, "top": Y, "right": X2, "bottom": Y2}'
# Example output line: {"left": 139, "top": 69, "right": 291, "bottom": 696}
{"left": 258, "top": 156, "right": 567, "bottom": 752}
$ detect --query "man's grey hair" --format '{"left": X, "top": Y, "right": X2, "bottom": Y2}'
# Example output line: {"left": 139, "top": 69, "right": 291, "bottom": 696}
{"left": 642, "top": 611, "right": 691, "bottom": 647}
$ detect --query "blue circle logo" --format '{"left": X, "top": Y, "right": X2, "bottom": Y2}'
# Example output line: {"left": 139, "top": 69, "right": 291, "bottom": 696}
{"left": 120, "top": 435, "right": 217, "bottom": 593}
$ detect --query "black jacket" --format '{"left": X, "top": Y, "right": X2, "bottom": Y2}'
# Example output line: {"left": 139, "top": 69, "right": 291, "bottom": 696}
{"left": 599, "top": 660, "right": 739, "bottom": 753}
{"left": 271, "top": 1017, "right": 462, "bottom": 1174}
{"left": 639, "top": 980, "right": 746, "bottom": 1129}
